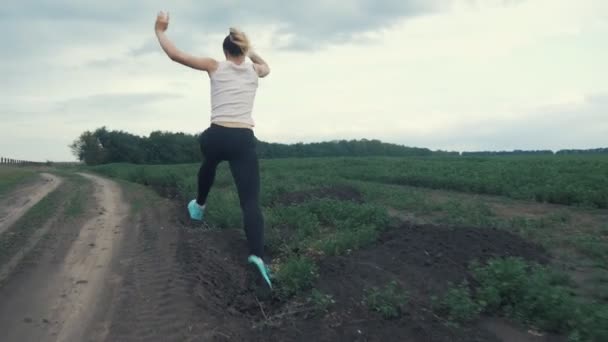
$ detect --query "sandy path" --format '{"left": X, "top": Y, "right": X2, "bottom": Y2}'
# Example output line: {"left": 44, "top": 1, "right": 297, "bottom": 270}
{"left": 0, "top": 172, "right": 62, "bottom": 235}
{"left": 0, "top": 173, "right": 129, "bottom": 342}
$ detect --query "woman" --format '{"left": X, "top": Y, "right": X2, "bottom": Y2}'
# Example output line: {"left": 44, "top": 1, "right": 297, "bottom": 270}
{"left": 155, "top": 11, "right": 272, "bottom": 290}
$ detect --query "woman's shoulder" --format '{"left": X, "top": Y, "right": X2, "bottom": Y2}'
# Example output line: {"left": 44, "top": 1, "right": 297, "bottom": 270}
{"left": 211, "top": 60, "right": 257, "bottom": 79}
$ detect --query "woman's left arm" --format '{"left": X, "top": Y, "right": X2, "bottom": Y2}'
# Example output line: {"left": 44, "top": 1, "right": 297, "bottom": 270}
{"left": 155, "top": 11, "right": 218, "bottom": 72}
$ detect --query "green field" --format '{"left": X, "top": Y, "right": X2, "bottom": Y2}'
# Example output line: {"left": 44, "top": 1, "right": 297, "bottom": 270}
{"left": 90, "top": 156, "right": 608, "bottom": 262}
{"left": 92, "top": 155, "right": 608, "bottom": 208}
{"left": 89, "top": 155, "right": 608, "bottom": 340}
{"left": 0, "top": 167, "right": 37, "bottom": 198}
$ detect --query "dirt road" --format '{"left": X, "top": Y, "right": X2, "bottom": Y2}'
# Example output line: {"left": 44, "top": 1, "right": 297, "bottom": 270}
{"left": 0, "top": 173, "right": 129, "bottom": 342}
{"left": 0, "top": 173, "right": 62, "bottom": 235}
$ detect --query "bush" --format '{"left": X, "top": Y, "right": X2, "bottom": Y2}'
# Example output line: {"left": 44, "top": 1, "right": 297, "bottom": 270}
{"left": 364, "top": 281, "right": 409, "bottom": 319}
{"left": 275, "top": 256, "right": 319, "bottom": 297}
{"left": 432, "top": 281, "right": 481, "bottom": 324}
{"left": 470, "top": 257, "right": 608, "bottom": 340}
{"left": 471, "top": 257, "right": 529, "bottom": 312}
{"left": 309, "top": 289, "right": 335, "bottom": 314}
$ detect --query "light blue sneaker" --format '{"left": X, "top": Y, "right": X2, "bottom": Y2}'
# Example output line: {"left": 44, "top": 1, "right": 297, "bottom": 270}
{"left": 248, "top": 255, "right": 272, "bottom": 290}
{"left": 187, "top": 199, "right": 204, "bottom": 221}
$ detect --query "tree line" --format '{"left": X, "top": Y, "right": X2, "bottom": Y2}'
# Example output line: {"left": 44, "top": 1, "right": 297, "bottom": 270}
{"left": 69, "top": 127, "right": 201, "bottom": 165}
{"left": 256, "top": 140, "right": 433, "bottom": 159}
{"left": 461, "top": 150, "right": 554, "bottom": 156}
{"left": 462, "top": 148, "right": 608, "bottom": 156}
{"left": 69, "top": 127, "right": 434, "bottom": 165}
{"left": 69, "top": 127, "right": 608, "bottom": 165}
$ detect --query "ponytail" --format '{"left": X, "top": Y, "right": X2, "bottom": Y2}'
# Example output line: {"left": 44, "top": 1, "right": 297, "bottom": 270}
{"left": 223, "top": 27, "right": 250, "bottom": 56}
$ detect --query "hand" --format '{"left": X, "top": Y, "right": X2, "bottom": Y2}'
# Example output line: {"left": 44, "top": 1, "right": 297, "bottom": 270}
{"left": 155, "top": 11, "right": 169, "bottom": 33}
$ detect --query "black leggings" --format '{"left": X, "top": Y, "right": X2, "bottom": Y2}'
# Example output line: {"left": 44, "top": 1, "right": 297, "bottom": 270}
{"left": 197, "top": 124, "right": 264, "bottom": 258}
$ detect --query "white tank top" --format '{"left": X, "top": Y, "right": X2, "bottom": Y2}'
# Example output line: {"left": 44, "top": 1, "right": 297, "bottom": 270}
{"left": 209, "top": 60, "right": 259, "bottom": 126}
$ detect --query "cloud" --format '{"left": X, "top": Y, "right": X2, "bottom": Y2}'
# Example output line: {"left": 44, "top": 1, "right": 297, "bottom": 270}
{"left": 188, "top": 0, "right": 441, "bottom": 50}
{"left": 2, "top": 1, "right": 446, "bottom": 56}
{"left": 129, "top": 40, "right": 160, "bottom": 57}
{"left": 55, "top": 92, "right": 183, "bottom": 113}
{"left": 255, "top": 92, "right": 608, "bottom": 153}
{"left": 86, "top": 57, "right": 125, "bottom": 68}
{"left": 422, "top": 93, "right": 608, "bottom": 151}
{"left": 2, "top": 1, "right": 135, "bottom": 22}
{"left": 2, "top": 1, "right": 607, "bottom": 161}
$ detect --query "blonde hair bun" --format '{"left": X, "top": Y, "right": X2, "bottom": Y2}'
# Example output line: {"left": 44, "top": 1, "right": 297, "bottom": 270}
{"left": 228, "top": 27, "right": 250, "bottom": 55}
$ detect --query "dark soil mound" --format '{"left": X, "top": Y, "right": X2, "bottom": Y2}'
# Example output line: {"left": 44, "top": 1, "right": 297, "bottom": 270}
{"left": 172, "top": 219, "right": 549, "bottom": 341}
{"left": 321, "top": 223, "right": 549, "bottom": 298}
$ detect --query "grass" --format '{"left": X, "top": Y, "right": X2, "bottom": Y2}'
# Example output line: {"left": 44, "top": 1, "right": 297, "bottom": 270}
{"left": 0, "top": 167, "right": 36, "bottom": 198}
{"left": 0, "top": 182, "right": 64, "bottom": 265}
{"left": 572, "top": 235, "right": 608, "bottom": 267}
{"left": 432, "top": 281, "right": 481, "bottom": 325}
{"left": 84, "top": 156, "right": 608, "bottom": 336}
{"left": 63, "top": 175, "right": 90, "bottom": 218}
{"left": 86, "top": 157, "right": 608, "bottom": 276}
{"left": 337, "top": 155, "right": 608, "bottom": 208}
{"left": 364, "top": 281, "right": 409, "bottom": 319}
{"left": 112, "top": 177, "right": 160, "bottom": 216}
{"left": 469, "top": 257, "right": 607, "bottom": 341}
{"left": 275, "top": 256, "right": 319, "bottom": 297}
{"left": 309, "top": 289, "right": 335, "bottom": 314}
{"left": 0, "top": 173, "right": 91, "bottom": 266}
{"left": 353, "top": 179, "right": 608, "bottom": 269}
{"left": 90, "top": 155, "right": 608, "bottom": 208}
{"left": 430, "top": 258, "right": 608, "bottom": 341}
{"left": 85, "top": 156, "right": 608, "bottom": 260}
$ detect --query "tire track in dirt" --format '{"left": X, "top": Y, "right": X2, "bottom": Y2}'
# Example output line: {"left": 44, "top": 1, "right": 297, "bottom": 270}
{"left": 0, "top": 173, "right": 129, "bottom": 342}
{"left": 104, "top": 193, "right": 201, "bottom": 342}
{"left": 0, "top": 173, "right": 62, "bottom": 235}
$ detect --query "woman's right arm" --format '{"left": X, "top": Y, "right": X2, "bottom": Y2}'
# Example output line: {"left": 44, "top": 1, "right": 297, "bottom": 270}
{"left": 155, "top": 12, "right": 218, "bottom": 73}
{"left": 248, "top": 51, "right": 270, "bottom": 78}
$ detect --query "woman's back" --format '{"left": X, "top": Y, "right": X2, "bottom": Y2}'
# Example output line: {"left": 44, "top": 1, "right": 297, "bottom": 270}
{"left": 210, "top": 60, "right": 259, "bottom": 126}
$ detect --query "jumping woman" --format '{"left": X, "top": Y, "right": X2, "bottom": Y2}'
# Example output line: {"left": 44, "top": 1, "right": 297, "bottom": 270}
{"left": 154, "top": 11, "right": 272, "bottom": 291}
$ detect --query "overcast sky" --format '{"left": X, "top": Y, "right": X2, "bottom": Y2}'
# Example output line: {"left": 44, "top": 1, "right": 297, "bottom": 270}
{"left": 1, "top": 0, "right": 606, "bottom": 161}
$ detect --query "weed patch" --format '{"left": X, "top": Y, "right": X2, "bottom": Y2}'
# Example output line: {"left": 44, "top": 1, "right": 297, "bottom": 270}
{"left": 309, "top": 289, "right": 335, "bottom": 315}
{"left": 432, "top": 281, "right": 481, "bottom": 325}
{"left": 275, "top": 256, "right": 319, "bottom": 297}
{"left": 364, "top": 281, "right": 409, "bottom": 319}
{"left": 468, "top": 257, "right": 607, "bottom": 340}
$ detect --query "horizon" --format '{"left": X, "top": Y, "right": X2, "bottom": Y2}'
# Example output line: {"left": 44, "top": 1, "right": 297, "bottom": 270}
{"left": 1, "top": 1, "right": 607, "bottom": 162}
{"left": 3, "top": 129, "right": 606, "bottom": 164}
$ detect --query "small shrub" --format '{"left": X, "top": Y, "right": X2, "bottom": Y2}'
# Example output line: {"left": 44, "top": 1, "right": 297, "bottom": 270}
{"left": 432, "top": 281, "right": 481, "bottom": 324}
{"left": 310, "top": 289, "right": 335, "bottom": 314}
{"left": 471, "top": 257, "right": 529, "bottom": 312}
{"left": 275, "top": 256, "right": 319, "bottom": 297}
{"left": 569, "top": 303, "right": 608, "bottom": 342}
{"left": 470, "top": 257, "right": 608, "bottom": 340}
{"left": 365, "top": 281, "right": 409, "bottom": 319}
{"left": 514, "top": 267, "right": 576, "bottom": 333}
